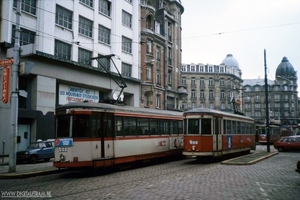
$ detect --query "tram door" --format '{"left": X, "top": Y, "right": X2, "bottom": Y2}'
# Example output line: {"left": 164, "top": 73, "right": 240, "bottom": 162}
{"left": 99, "top": 113, "right": 114, "bottom": 159}
{"left": 213, "top": 118, "right": 222, "bottom": 151}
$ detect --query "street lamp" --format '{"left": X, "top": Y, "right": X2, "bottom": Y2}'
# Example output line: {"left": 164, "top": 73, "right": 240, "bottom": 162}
{"left": 264, "top": 49, "right": 270, "bottom": 152}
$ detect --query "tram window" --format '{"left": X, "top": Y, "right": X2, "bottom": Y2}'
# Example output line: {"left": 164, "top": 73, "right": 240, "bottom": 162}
{"left": 103, "top": 114, "right": 113, "bottom": 137}
{"left": 57, "top": 115, "right": 70, "bottom": 137}
{"left": 169, "top": 121, "right": 174, "bottom": 134}
{"left": 124, "top": 117, "right": 136, "bottom": 135}
{"left": 137, "top": 118, "right": 149, "bottom": 135}
{"left": 237, "top": 122, "right": 241, "bottom": 134}
{"left": 72, "top": 115, "right": 90, "bottom": 137}
{"left": 178, "top": 121, "right": 183, "bottom": 134}
{"left": 201, "top": 119, "right": 211, "bottom": 135}
{"left": 226, "top": 120, "right": 231, "bottom": 135}
{"left": 241, "top": 122, "right": 245, "bottom": 134}
{"left": 188, "top": 119, "right": 199, "bottom": 134}
{"left": 115, "top": 116, "right": 123, "bottom": 136}
{"left": 159, "top": 120, "right": 169, "bottom": 135}
{"left": 232, "top": 121, "right": 236, "bottom": 134}
{"left": 149, "top": 119, "right": 158, "bottom": 135}
{"left": 184, "top": 119, "right": 187, "bottom": 134}
{"left": 91, "top": 114, "right": 101, "bottom": 138}
{"left": 223, "top": 120, "right": 226, "bottom": 134}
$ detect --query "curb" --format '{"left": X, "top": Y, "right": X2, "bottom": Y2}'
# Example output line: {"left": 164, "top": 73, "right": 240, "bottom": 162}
{"left": 0, "top": 168, "right": 69, "bottom": 179}
{"left": 221, "top": 152, "right": 278, "bottom": 165}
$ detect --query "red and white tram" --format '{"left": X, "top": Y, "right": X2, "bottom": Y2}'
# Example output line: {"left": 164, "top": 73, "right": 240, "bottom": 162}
{"left": 183, "top": 108, "right": 256, "bottom": 158}
{"left": 53, "top": 101, "right": 183, "bottom": 169}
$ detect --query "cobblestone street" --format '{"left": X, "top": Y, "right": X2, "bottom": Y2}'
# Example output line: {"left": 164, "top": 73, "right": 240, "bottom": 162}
{"left": 0, "top": 146, "right": 299, "bottom": 200}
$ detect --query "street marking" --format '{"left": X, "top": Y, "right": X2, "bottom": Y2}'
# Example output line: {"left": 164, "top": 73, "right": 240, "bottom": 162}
{"left": 260, "top": 182, "right": 300, "bottom": 188}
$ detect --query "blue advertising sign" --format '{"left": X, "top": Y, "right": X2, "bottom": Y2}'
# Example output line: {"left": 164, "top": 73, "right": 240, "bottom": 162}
{"left": 227, "top": 135, "right": 232, "bottom": 149}
{"left": 54, "top": 138, "right": 73, "bottom": 147}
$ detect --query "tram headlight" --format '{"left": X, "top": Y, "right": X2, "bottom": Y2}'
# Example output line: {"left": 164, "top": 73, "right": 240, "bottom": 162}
{"left": 192, "top": 145, "right": 196, "bottom": 151}
{"left": 60, "top": 154, "right": 66, "bottom": 162}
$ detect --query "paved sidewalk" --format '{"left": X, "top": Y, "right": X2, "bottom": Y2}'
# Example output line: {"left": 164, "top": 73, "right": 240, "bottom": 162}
{"left": 0, "top": 145, "right": 278, "bottom": 179}
{"left": 0, "top": 158, "right": 67, "bottom": 179}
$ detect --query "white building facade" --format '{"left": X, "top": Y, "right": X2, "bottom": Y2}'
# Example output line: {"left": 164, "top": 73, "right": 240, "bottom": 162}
{"left": 0, "top": 0, "right": 141, "bottom": 153}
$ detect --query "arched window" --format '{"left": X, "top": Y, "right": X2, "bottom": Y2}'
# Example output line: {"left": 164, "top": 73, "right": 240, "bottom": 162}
{"left": 146, "top": 15, "right": 152, "bottom": 30}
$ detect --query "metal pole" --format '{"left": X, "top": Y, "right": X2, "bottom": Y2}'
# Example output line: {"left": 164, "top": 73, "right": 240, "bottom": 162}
{"left": 9, "top": 0, "right": 21, "bottom": 172}
{"left": 264, "top": 49, "right": 270, "bottom": 152}
{"left": 2, "top": 141, "right": 5, "bottom": 164}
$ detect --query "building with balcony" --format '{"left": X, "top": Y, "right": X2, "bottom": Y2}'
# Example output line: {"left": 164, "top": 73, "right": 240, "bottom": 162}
{"left": 181, "top": 54, "right": 243, "bottom": 112}
{"left": 140, "top": 0, "right": 185, "bottom": 110}
{"left": 243, "top": 57, "right": 299, "bottom": 131}
{"left": 0, "top": 0, "right": 141, "bottom": 153}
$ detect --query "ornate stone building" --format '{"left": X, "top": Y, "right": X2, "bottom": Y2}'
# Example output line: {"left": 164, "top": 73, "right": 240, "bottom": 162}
{"left": 243, "top": 57, "right": 299, "bottom": 131}
{"left": 140, "top": 0, "right": 186, "bottom": 110}
{"left": 181, "top": 54, "right": 243, "bottom": 112}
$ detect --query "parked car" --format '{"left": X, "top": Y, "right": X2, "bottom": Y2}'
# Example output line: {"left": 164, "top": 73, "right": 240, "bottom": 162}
{"left": 296, "top": 161, "right": 300, "bottom": 174}
{"left": 273, "top": 136, "right": 300, "bottom": 152}
{"left": 17, "top": 139, "right": 54, "bottom": 164}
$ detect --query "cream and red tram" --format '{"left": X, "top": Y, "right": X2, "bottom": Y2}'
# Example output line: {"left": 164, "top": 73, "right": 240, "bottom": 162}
{"left": 53, "top": 101, "right": 183, "bottom": 169}
{"left": 183, "top": 108, "right": 255, "bottom": 158}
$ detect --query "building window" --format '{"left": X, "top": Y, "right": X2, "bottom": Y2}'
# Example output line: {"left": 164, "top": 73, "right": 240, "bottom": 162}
{"left": 200, "top": 90, "right": 204, "bottom": 98}
{"left": 12, "top": 26, "right": 35, "bottom": 46}
{"left": 168, "top": 23, "right": 172, "bottom": 41}
{"left": 209, "top": 90, "right": 213, "bottom": 99}
{"left": 221, "top": 103, "right": 225, "bottom": 109}
{"left": 79, "top": 16, "right": 93, "bottom": 38}
{"left": 168, "top": 47, "right": 172, "bottom": 65}
{"left": 209, "top": 78, "right": 214, "bottom": 86}
{"left": 220, "top": 66, "right": 224, "bottom": 73}
{"left": 191, "top": 90, "right": 196, "bottom": 98}
{"left": 99, "top": 0, "right": 111, "bottom": 16}
{"left": 200, "top": 78, "right": 204, "bottom": 86}
{"left": 98, "top": 25, "right": 110, "bottom": 44}
{"left": 122, "top": 10, "right": 132, "bottom": 28}
{"left": 209, "top": 103, "right": 214, "bottom": 109}
{"left": 122, "top": 62, "right": 131, "bottom": 77}
{"left": 156, "top": 70, "right": 161, "bottom": 85}
{"left": 181, "top": 65, "right": 186, "bottom": 71}
{"left": 220, "top": 79, "right": 224, "bottom": 86}
{"left": 200, "top": 66, "right": 204, "bottom": 72}
{"left": 147, "top": 40, "right": 152, "bottom": 54}
{"left": 209, "top": 66, "right": 213, "bottom": 72}
{"left": 156, "top": 94, "right": 161, "bottom": 108}
{"left": 156, "top": 46, "right": 161, "bottom": 61}
{"left": 221, "top": 91, "right": 225, "bottom": 99}
{"left": 78, "top": 48, "right": 92, "bottom": 65}
{"left": 155, "top": 21, "right": 161, "bottom": 34}
{"left": 55, "top": 40, "right": 71, "bottom": 60}
{"left": 97, "top": 54, "right": 110, "bottom": 71}
{"left": 191, "top": 77, "right": 196, "bottom": 86}
{"left": 80, "top": 0, "right": 93, "bottom": 7}
{"left": 146, "top": 15, "right": 152, "bottom": 30}
{"left": 182, "top": 78, "right": 186, "bottom": 86}
{"left": 191, "top": 65, "right": 195, "bottom": 72}
{"left": 146, "top": 66, "right": 152, "bottom": 80}
{"left": 55, "top": 5, "right": 72, "bottom": 30}
{"left": 122, "top": 36, "right": 132, "bottom": 53}
{"left": 125, "top": 0, "right": 132, "bottom": 3}
{"left": 167, "top": 71, "right": 172, "bottom": 84}
{"left": 14, "top": 0, "right": 37, "bottom": 15}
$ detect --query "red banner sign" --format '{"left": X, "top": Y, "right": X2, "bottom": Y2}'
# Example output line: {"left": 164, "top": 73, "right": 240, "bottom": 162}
{"left": 2, "top": 66, "right": 10, "bottom": 103}
{"left": 0, "top": 58, "right": 13, "bottom": 66}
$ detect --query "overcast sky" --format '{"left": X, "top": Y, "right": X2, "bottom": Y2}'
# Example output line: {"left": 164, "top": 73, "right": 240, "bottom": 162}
{"left": 181, "top": 0, "right": 300, "bottom": 96}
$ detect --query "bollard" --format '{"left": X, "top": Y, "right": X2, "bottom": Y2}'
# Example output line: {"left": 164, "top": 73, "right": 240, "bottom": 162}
{"left": 2, "top": 141, "right": 5, "bottom": 163}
